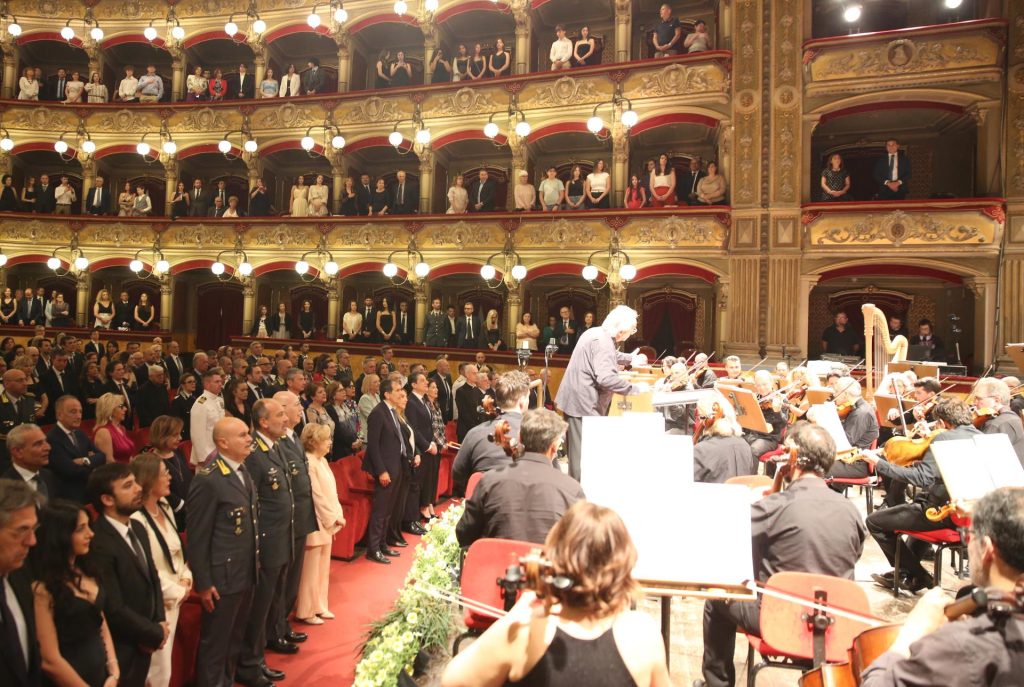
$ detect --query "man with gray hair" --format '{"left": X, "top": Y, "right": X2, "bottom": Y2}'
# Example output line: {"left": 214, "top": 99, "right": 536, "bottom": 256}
{"left": 554, "top": 305, "right": 650, "bottom": 481}
{"left": 973, "top": 377, "right": 1024, "bottom": 462}
{"left": 456, "top": 409, "right": 585, "bottom": 547}
{"left": 0, "top": 368, "right": 37, "bottom": 472}
{"left": 137, "top": 365, "right": 171, "bottom": 428}
{"left": 0, "top": 478, "right": 43, "bottom": 686}
{"left": 2, "top": 423, "right": 56, "bottom": 498}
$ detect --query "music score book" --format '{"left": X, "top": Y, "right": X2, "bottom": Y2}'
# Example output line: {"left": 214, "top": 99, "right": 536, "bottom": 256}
{"left": 932, "top": 434, "right": 1024, "bottom": 503}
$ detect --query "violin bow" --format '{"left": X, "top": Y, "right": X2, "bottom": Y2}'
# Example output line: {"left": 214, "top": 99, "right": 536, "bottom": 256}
{"left": 965, "top": 363, "right": 996, "bottom": 406}
{"left": 747, "top": 356, "right": 769, "bottom": 373}
{"left": 745, "top": 580, "right": 887, "bottom": 628}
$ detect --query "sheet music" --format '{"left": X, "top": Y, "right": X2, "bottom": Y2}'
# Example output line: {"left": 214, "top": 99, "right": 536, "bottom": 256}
{"left": 807, "top": 402, "right": 853, "bottom": 453}
{"left": 651, "top": 388, "right": 719, "bottom": 408}
{"left": 932, "top": 434, "right": 1024, "bottom": 502}
{"left": 581, "top": 416, "right": 753, "bottom": 589}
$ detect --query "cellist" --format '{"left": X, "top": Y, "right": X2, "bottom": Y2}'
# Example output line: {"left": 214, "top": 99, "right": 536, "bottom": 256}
{"left": 860, "top": 487, "right": 1024, "bottom": 686}
{"left": 863, "top": 398, "right": 979, "bottom": 593}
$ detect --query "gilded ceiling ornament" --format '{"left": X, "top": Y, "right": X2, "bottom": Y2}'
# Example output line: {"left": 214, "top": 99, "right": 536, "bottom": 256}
{"left": 250, "top": 225, "right": 315, "bottom": 247}
{"left": 427, "top": 221, "right": 494, "bottom": 247}
{"left": 32, "top": 0, "right": 72, "bottom": 17}
{"left": 341, "top": 97, "right": 398, "bottom": 125}
{"left": 815, "top": 210, "right": 983, "bottom": 247}
{"left": 9, "top": 107, "right": 72, "bottom": 131}
{"left": 177, "top": 108, "right": 231, "bottom": 132}
{"left": 432, "top": 88, "right": 499, "bottom": 117}
{"left": 93, "top": 109, "right": 152, "bottom": 133}
{"left": 253, "top": 102, "right": 318, "bottom": 129}
{"left": 636, "top": 64, "right": 714, "bottom": 97}
{"left": 83, "top": 224, "right": 151, "bottom": 247}
{"left": 335, "top": 224, "right": 399, "bottom": 247}
{"left": 523, "top": 218, "right": 595, "bottom": 246}
{"left": 528, "top": 76, "right": 601, "bottom": 108}
{"left": 170, "top": 224, "right": 230, "bottom": 248}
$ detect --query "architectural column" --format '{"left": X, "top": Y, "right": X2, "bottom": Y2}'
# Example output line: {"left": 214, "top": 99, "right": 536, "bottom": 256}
{"left": 413, "top": 280, "right": 428, "bottom": 344}
{"left": 163, "top": 157, "right": 178, "bottom": 216}
{"left": 2, "top": 49, "right": 16, "bottom": 100}
{"left": 326, "top": 284, "right": 340, "bottom": 339}
{"left": 331, "top": 155, "right": 346, "bottom": 215}
{"left": 801, "top": 116, "right": 819, "bottom": 202}
{"left": 718, "top": 0, "right": 732, "bottom": 50}
{"left": 972, "top": 103, "right": 1002, "bottom": 196}
{"left": 335, "top": 30, "right": 351, "bottom": 92}
{"left": 171, "top": 57, "right": 184, "bottom": 102}
{"left": 418, "top": 148, "right": 434, "bottom": 213}
{"left": 421, "top": 18, "right": 437, "bottom": 85}
{"left": 506, "top": 286, "right": 523, "bottom": 346}
{"left": 726, "top": 254, "right": 760, "bottom": 355}
{"left": 242, "top": 281, "right": 256, "bottom": 336}
{"left": 0, "top": 151, "right": 12, "bottom": 179}
{"left": 717, "top": 121, "right": 732, "bottom": 191}
{"left": 511, "top": 0, "right": 531, "bottom": 74}
{"left": 508, "top": 137, "right": 529, "bottom": 209}
{"left": 611, "top": 124, "right": 629, "bottom": 208}
{"left": 245, "top": 155, "right": 260, "bottom": 190}
{"left": 159, "top": 276, "right": 173, "bottom": 331}
{"left": 253, "top": 56, "right": 266, "bottom": 92}
{"left": 80, "top": 159, "right": 96, "bottom": 214}
{"left": 766, "top": 255, "right": 802, "bottom": 357}
{"left": 714, "top": 277, "right": 730, "bottom": 353}
{"left": 614, "top": 0, "right": 632, "bottom": 62}
{"left": 795, "top": 274, "right": 821, "bottom": 362}
{"left": 1001, "top": 0, "right": 1024, "bottom": 370}
{"left": 75, "top": 271, "right": 91, "bottom": 327}
{"left": 85, "top": 43, "right": 102, "bottom": 86}
{"left": 998, "top": 256, "right": 1024, "bottom": 371}
{"left": 965, "top": 276, "right": 997, "bottom": 370}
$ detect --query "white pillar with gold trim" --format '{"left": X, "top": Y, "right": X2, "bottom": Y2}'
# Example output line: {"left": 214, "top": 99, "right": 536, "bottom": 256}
{"left": 413, "top": 280, "right": 428, "bottom": 344}
{"left": 159, "top": 276, "right": 173, "bottom": 331}
{"left": 714, "top": 276, "right": 730, "bottom": 353}
{"left": 335, "top": 30, "right": 351, "bottom": 93}
{"left": 418, "top": 148, "right": 434, "bottom": 214}
{"left": 796, "top": 274, "right": 820, "bottom": 361}
{"left": 242, "top": 282, "right": 256, "bottom": 336}
{"left": 966, "top": 276, "right": 997, "bottom": 370}
{"left": 511, "top": 1, "right": 531, "bottom": 75}
{"left": 75, "top": 271, "right": 91, "bottom": 328}
{"left": 331, "top": 154, "right": 346, "bottom": 216}
{"left": 614, "top": 0, "right": 632, "bottom": 62}
{"left": 326, "top": 282, "right": 340, "bottom": 339}
{"left": 2, "top": 49, "right": 16, "bottom": 100}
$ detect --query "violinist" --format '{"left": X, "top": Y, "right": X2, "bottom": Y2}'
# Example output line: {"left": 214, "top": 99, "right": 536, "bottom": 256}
{"left": 451, "top": 371, "right": 531, "bottom": 494}
{"left": 860, "top": 487, "right": 1024, "bottom": 686}
{"left": 656, "top": 361, "right": 694, "bottom": 433}
{"left": 973, "top": 377, "right": 1024, "bottom": 463}
{"left": 864, "top": 398, "right": 979, "bottom": 593}
{"left": 722, "top": 355, "right": 743, "bottom": 381}
{"left": 696, "top": 422, "right": 866, "bottom": 687}
{"left": 1002, "top": 375, "right": 1024, "bottom": 418}
{"left": 455, "top": 409, "right": 585, "bottom": 548}
{"left": 827, "top": 378, "right": 880, "bottom": 479}
{"left": 744, "top": 371, "right": 787, "bottom": 472}
{"left": 690, "top": 353, "right": 719, "bottom": 389}
{"left": 886, "top": 377, "right": 941, "bottom": 429}
{"left": 693, "top": 395, "right": 756, "bottom": 483}
{"left": 782, "top": 366, "right": 820, "bottom": 422}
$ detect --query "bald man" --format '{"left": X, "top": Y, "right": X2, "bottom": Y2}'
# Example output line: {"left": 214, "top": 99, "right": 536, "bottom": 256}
{"left": 1, "top": 368, "right": 37, "bottom": 471}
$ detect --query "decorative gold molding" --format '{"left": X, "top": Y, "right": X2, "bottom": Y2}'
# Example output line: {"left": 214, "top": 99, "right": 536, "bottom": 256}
{"left": 622, "top": 215, "right": 727, "bottom": 248}
{"left": 808, "top": 209, "right": 994, "bottom": 246}
{"left": 428, "top": 88, "right": 500, "bottom": 118}
{"left": 425, "top": 221, "right": 498, "bottom": 247}
{"left": 524, "top": 76, "right": 604, "bottom": 108}
{"left": 91, "top": 109, "right": 157, "bottom": 133}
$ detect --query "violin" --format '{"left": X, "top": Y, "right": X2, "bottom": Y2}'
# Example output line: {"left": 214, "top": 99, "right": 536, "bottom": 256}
{"left": 693, "top": 401, "right": 724, "bottom": 446}
{"left": 971, "top": 407, "right": 998, "bottom": 428}
{"left": 766, "top": 445, "right": 798, "bottom": 495}
{"left": 499, "top": 549, "right": 575, "bottom": 612}
{"left": 479, "top": 395, "right": 498, "bottom": 418}
{"left": 835, "top": 400, "right": 855, "bottom": 420}
{"left": 487, "top": 418, "right": 522, "bottom": 459}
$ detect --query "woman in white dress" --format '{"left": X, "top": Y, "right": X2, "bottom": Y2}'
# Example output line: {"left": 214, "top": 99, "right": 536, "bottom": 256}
{"left": 447, "top": 174, "right": 469, "bottom": 214}
{"left": 84, "top": 72, "right": 108, "bottom": 103}
{"left": 307, "top": 174, "right": 329, "bottom": 216}
{"left": 291, "top": 176, "right": 309, "bottom": 216}
{"left": 341, "top": 300, "right": 362, "bottom": 341}
{"left": 18, "top": 67, "right": 39, "bottom": 100}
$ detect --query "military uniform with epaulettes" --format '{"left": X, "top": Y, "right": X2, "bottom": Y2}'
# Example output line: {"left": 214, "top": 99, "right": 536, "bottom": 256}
{"left": 0, "top": 390, "right": 37, "bottom": 472}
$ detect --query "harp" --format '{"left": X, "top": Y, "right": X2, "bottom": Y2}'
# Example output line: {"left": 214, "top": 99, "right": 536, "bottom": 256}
{"left": 862, "top": 303, "right": 908, "bottom": 399}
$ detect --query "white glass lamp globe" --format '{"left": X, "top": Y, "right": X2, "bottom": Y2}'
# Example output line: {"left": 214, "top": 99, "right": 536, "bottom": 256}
{"left": 54, "top": 140, "right": 69, "bottom": 154}
{"left": 619, "top": 263, "right": 637, "bottom": 281}
{"left": 211, "top": 262, "right": 226, "bottom": 276}
{"left": 136, "top": 142, "right": 151, "bottom": 156}
{"left": 155, "top": 259, "right": 170, "bottom": 274}
{"left": 514, "top": 120, "right": 531, "bottom": 137}
{"left": 331, "top": 135, "right": 345, "bottom": 149}
{"left": 306, "top": 13, "right": 321, "bottom": 28}
{"left": 74, "top": 256, "right": 89, "bottom": 271}
{"left": 944, "top": 0, "right": 963, "bottom": 7}
{"left": 295, "top": 260, "right": 310, "bottom": 275}
{"left": 218, "top": 139, "right": 232, "bottom": 154}
{"left": 483, "top": 121, "right": 500, "bottom": 139}
{"left": 843, "top": 5, "right": 861, "bottom": 22}
{"left": 425, "top": 0, "right": 439, "bottom": 11}
{"left": 90, "top": 27, "right": 103, "bottom": 41}
{"left": 300, "top": 136, "right": 315, "bottom": 151}
{"left": 324, "top": 261, "right": 339, "bottom": 276}
{"left": 0, "top": 253, "right": 7, "bottom": 267}
{"left": 394, "top": 0, "right": 408, "bottom": 15}
{"left": 388, "top": 131, "right": 403, "bottom": 147}
{"left": 238, "top": 262, "right": 253, "bottom": 277}
{"left": 480, "top": 264, "right": 496, "bottom": 281}
{"left": 129, "top": 259, "right": 144, "bottom": 273}
{"left": 224, "top": 21, "right": 238, "bottom": 36}
{"left": 334, "top": 7, "right": 348, "bottom": 22}
{"left": 383, "top": 262, "right": 399, "bottom": 278}
{"left": 81, "top": 139, "right": 96, "bottom": 154}
{"left": 511, "top": 264, "right": 527, "bottom": 281}
{"left": 143, "top": 26, "right": 158, "bottom": 41}
{"left": 7, "top": 22, "right": 21, "bottom": 37}
{"left": 47, "top": 257, "right": 61, "bottom": 270}
{"left": 171, "top": 25, "right": 185, "bottom": 40}
{"left": 582, "top": 264, "right": 599, "bottom": 281}
{"left": 414, "top": 262, "right": 430, "bottom": 278}
{"left": 162, "top": 140, "right": 177, "bottom": 155}
{"left": 0, "top": 137, "right": 13, "bottom": 152}
{"left": 621, "top": 109, "right": 638, "bottom": 128}
{"left": 60, "top": 25, "right": 74, "bottom": 41}
{"left": 252, "top": 19, "right": 267, "bottom": 33}
{"left": 415, "top": 128, "right": 431, "bottom": 145}
{"left": 243, "top": 139, "right": 258, "bottom": 153}
{"left": 587, "top": 115, "right": 604, "bottom": 133}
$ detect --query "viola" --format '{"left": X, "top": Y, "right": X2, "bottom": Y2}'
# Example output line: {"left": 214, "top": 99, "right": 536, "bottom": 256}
{"left": 766, "top": 445, "right": 799, "bottom": 495}
{"left": 693, "top": 401, "right": 724, "bottom": 446}
{"left": 878, "top": 426, "right": 946, "bottom": 468}
{"left": 487, "top": 418, "right": 521, "bottom": 459}
{"left": 479, "top": 395, "right": 498, "bottom": 418}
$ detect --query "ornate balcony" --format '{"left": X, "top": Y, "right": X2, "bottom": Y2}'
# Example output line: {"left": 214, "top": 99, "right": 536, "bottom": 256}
{"left": 802, "top": 19, "right": 1006, "bottom": 98}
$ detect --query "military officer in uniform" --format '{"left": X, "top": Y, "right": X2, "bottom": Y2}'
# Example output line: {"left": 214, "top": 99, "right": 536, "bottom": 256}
{"left": 187, "top": 417, "right": 259, "bottom": 687}
{"left": 269, "top": 391, "right": 318, "bottom": 650}
{"left": 235, "top": 399, "right": 296, "bottom": 687}
{"left": 0, "top": 369, "right": 37, "bottom": 472}
{"left": 423, "top": 298, "right": 448, "bottom": 348}
{"left": 191, "top": 367, "right": 226, "bottom": 466}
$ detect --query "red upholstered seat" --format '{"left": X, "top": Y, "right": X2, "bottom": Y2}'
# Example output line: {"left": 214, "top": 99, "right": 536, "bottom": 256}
{"left": 758, "top": 447, "right": 786, "bottom": 464}
{"left": 894, "top": 528, "right": 961, "bottom": 545}
{"left": 892, "top": 527, "right": 966, "bottom": 595}
{"left": 437, "top": 450, "right": 454, "bottom": 501}
{"left": 330, "top": 459, "right": 370, "bottom": 560}
{"left": 127, "top": 427, "right": 150, "bottom": 454}
{"left": 458, "top": 538, "right": 535, "bottom": 636}
{"left": 170, "top": 593, "right": 202, "bottom": 687}
{"left": 465, "top": 472, "right": 485, "bottom": 500}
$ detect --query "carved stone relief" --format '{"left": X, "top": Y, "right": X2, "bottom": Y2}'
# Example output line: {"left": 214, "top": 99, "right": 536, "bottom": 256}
{"left": 629, "top": 216, "right": 726, "bottom": 248}
{"left": 522, "top": 218, "right": 597, "bottom": 247}
{"left": 813, "top": 210, "right": 984, "bottom": 246}
{"left": 341, "top": 97, "right": 399, "bottom": 125}
{"left": 249, "top": 225, "right": 315, "bottom": 247}
{"left": 176, "top": 108, "right": 232, "bottom": 132}
{"left": 82, "top": 224, "right": 152, "bottom": 247}
{"left": 169, "top": 224, "right": 230, "bottom": 248}
{"left": 334, "top": 224, "right": 400, "bottom": 247}
{"left": 92, "top": 109, "right": 153, "bottom": 133}
{"left": 252, "top": 102, "right": 319, "bottom": 129}
{"left": 431, "top": 88, "right": 499, "bottom": 117}
{"left": 426, "top": 222, "right": 495, "bottom": 247}
{"left": 526, "top": 77, "right": 602, "bottom": 108}
{"left": 9, "top": 107, "right": 72, "bottom": 131}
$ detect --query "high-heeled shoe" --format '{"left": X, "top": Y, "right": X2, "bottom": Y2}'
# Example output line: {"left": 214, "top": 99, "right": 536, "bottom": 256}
{"left": 318, "top": 611, "right": 335, "bottom": 620}
{"left": 297, "top": 616, "right": 324, "bottom": 625}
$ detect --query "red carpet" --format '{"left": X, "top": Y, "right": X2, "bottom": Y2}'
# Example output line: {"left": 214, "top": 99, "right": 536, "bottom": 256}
{"left": 266, "top": 530, "right": 429, "bottom": 686}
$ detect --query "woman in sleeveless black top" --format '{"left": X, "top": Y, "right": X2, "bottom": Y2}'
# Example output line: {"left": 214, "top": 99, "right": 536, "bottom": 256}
{"left": 442, "top": 502, "right": 670, "bottom": 687}
{"left": 33, "top": 501, "right": 119, "bottom": 687}
{"left": 489, "top": 38, "right": 510, "bottom": 78}
{"left": 469, "top": 43, "right": 487, "bottom": 80}
{"left": 429, "top": 48, "right": 451, "bottom": 84}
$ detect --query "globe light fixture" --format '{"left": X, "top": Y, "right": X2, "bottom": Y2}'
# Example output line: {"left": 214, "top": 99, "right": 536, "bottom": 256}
{"left": 425, "top": 0, "right": 439, "bottom": 11}
{"left": 295, "top": 260, "right": 310, "bottom": 275}
{"left": 218, "top": 139, "right": 232, "bottom": 154}
{"left": 480, "top": 264, "right": 497, "bottom": 281}
{"left": 143, "top": 25, "right": 158, "bottom": 41}
{"left": 582, "top": 231, "right": 634, "bottom": 290}
{"left": 581, "top": 264, "right": 599, "bottom": 282}
{"left": 129, "top": 259, "right": 144, "bottom": 273}
{"left": 73, "top": 255, "right": 89, "bottom": 271}
{"left": 211, "top": 261, "right": 226, "bottom": 276}
{"left": 162, "top": 140, "right": 177, "bottom": 155}
{"left": 301, "top": 135, "right": 316, "bottom": 151}
{"left": 511, "top": 264, "right": 528, "bottom": 281}
{"left": 60, "top": 24, "right": 74, "bottom": 40}
{"left": 0, "top": 250, "right": 7, "bottom": 268}
{"left": 54, "top": 140, "right": 69, "bottom": 154}
{"left": 331, "top": 134, "right": 346, "bottom": 149}
{"left": 212, "top": 237, "right": 252, "bottom": 282}
{"left": 944, "top": 0, "right": 963, "bottom": 7}
{"left": 0, "top": 131, "right": 14, "bottom": 152}
{"left": 238, "top": 262, "right": 253, "bottom": 277}
{"left": 224, "top": 20, "right": 238, "bottom": 36}
{"left": 252, "top": 18, "right": 267, "bottom": 33}
{"left": 415, "top": 127, "right": 431, "bottom": 145}
{"left": 136, "top": 141, "right": 151, "bottom": 156}
{"left": 7, "top": 21, "right": 21, "bottom": 37}
{"left": 843, "top": 4, "right": 861, "bottom": 22}
{"left": 383, "top": 262, "right": 399, "bottom": 278}
{"left": 481, "top": 232, "right": 527, "bottom": 290}
{"left": 383, "top": 238, "right": 430, "bottom": 284}
{"left": 324, "top": 261, "right": 339, "bottom": 276}
{"left": 89, "top": 26, "right": 103, "bottom": 41}
{"left": 155, "top": 259, "right": 170, "bottom": 274}
{"left": 80, "top": 139, "right": 96, "bottom": 154}
{"left": 483, "top": 121, "right": 500, "bottom": 139}
{"left": 415, "top": 261, "right": 430, "bottom": 279}
{"left": 619, "top": 264, "right": 637, "bottom": 281}
{"left": 306, "top": 12, "right": 321, "bottom": 28}
{"left": 586, "top": 115, "right": 605, "bottom": 134}
{"left": 514, "top": 120, "right": 531, "bottom": 137}
{"left": 621, "top": 109, "right": 639, "bottom": 128}
{"left": 170, "top": 25, "right": 185, "bottom": 40}
{"left": 46, "top": 256, "right": 61, "bottom": 270}
{"left": 388, "top": 130, "right": 404, "bottom": 147}
{"left": 334, "top": 7, "right": 348, "bottom": 22}
{"left": 394, "top": 0, "right": 408, "bottom": 15}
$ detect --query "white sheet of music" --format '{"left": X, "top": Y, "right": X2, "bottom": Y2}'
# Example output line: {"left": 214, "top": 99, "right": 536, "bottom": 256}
{"left": 580, "top": 415, "right": 753, "bottom": 589}
{"left": 932, "top": 434, "right": 1024, "bottom": 502}
{"left": 808, "top": 402, "right": 853, "bottom": 453}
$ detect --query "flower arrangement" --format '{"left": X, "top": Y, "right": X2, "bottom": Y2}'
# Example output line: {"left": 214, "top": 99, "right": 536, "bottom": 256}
{"left": 354, "top": 503, "right": 466, "bottom": 687}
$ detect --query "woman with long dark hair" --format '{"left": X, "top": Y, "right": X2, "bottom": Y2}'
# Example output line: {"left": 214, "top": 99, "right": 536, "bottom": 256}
{"left": 32, "top": 500, "right": 119, "bottom": 687}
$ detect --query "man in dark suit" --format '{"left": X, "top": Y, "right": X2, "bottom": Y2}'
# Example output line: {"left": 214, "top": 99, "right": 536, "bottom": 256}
{"left": 164, "top": 340, "right": 185, "bottom": 389}
{"left": 186, "top": 417, "right": 259, "bottom": 687}
{"left": 355, "top": 173, "right": 374, "bottom": 216}
{"left": 105, "top": 359, "right": 138, "bottom": 430}
{"left": 112, "top": 291, "right": 133, "bottom": 330}
{"left": 188, "top": 179, "right": 210, "bottom": 217}
{"left": 87, "top": 463, "right": 167, "bottom": 687}
{"left": 455, "top": 364, "right": 486, "bottom": 442}
{"left": 0, "top": 370, "right": 38, "bottom": 473}
{"left": 41, "top": 353, "right": 78, "bottom": 424}
{"left": 212, "top": 180, "right": 229, "bottom": 209}
{"left": 362, "top": 377, "right": 419, "bottom": 564}
{"left": 0, "top": 480, "right": 43, "bottom": 687}
{"left": 235, "top": 399, "right": 295, "bottom": 687}
{"left": 47, "top": 68, "right": 68, "bottom": 102}
{"left": 873, "top": 137, "right": 911, "bottom": 200}
{"left": 909, "top": 319, "right": 945, "bottom": 361}
{"left": 45, "top": 396, "right": 106, "bottom": 503}
{"left": 137, "top": 366, "right": 171, "bottom": 428}
{"left": 357, "top": 296, "right": 377, "bottom": 343}
{"left": 469, "top": 169, "right": 496, "bottom": 212}
{"left": 446, "top": 305, "right": 458, "bottom": 347}
{"left": 553, "top": 306, "right": 578, "bottom": 355}
{"left": 402, "top": 373, "right": 436, "bottom": 535}
{"left": 18, "top": 291, "right": 43, "bottom": 327}
{"left": 395, "top": 301, "right": 413, "bottom": 344}
{"left": 456, "top": 409, "right": 585, "bottom": 547}
{"left": 678, "top": 158, "right": 705, "bottom": 205}
{"left": 248, "top": 179, "right": 272, "bottom": 217}
{"left": 230, "top": 63, "right": 255, "bottom": 99}
{"left": 452, "top": 371, "right": 529, "bottom": 492}
{"left": 303, "top": 58, "right": 324, "bottom": 95}
{"left": 209, "top": 196, "right": 227, "bottom": 217}
{"left": 455, "top": 302, "right": 482, "bottom": 349}
{"left": 428, "top": 356, "right": 454, "bottom": 423}
{"left": 972, "top": 378, "right": 1024, "bottom": 463}
{"left": 3, "top": 424, "right": 57, "bottom": 500}
{"left": 85, "top": 331, "right": 105, "bottom": 361}
{"left": 34, "top": 173, "right": 56, "bottom": 213}
{"left": 389, "top": 170, "right": 418, "bottom": 215}
{"left": 85, "top": 176, "right": 112, "bottom": 215}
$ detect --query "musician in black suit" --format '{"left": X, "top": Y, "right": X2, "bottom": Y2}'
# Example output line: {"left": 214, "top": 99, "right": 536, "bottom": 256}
{"left": 455, "top": 364, "right": 486, "bottom": 442}
{"left": 553, "top": 306, "right": 578, "bottom": 355}
{"left": 34, "top": 174, "right": 56, "bottom": 213}
{"left": 873, "top": 138, "right": 912, "bottom": 200}
{"left": 229, "top": 64, "right": 256, "bottom": 99}
{"left": 355, "top": 174, "right": 374, "bottom": 216}
{"left": 452, "top": 371, "right": 530, "bottom": 493}
{"left": 187, "top": 179, "right": 210, "bottom": 217}
{"left": 45, "top": 396, "right": 106, "bottom": 503}
{"left": 85, "top": 176, "right": 112, "bottom": 216}
{"left": 428, "top": 357, "right": 454, "bottom": 423}
{"left": 41, "top": 353, "right": 78, "bottom": 424}
{"left": 87, "top": 462, "right": 167, "bottom": 687}
{"left": 389, "top": 170, "right": 418, "bottom": 215}
{"left": 3, "top": 424, "right": 58, "bottom": 499}
{"left": 362, "top": 377, "right": 419, "bottom": 564}
{"left": 0, "top": 480, "right": 43, "bottom": 687}
{"left": 455, "top": 302, "right": 482, "bottom": 349}
{"left": 402, "top": 373, "right": 437, "bottom": 533}
{"left": 469, "top": 170, "right": 496, "bottom": 212}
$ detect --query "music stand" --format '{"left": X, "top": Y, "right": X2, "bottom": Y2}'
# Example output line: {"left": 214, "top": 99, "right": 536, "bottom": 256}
{"left": 874, "top": 393, "right": 909, "bottom": 429}
{"left": 1006, "top": 343, "right": 1024, "bottom": 373}
{"left": 888, "top": 361, "right": 941, "bottom": 379}
{"left": 805, "top": 387, "right": 834, "bottom": 406}
{"left": 714, "top": 384, "right": 770, "bottom": 433}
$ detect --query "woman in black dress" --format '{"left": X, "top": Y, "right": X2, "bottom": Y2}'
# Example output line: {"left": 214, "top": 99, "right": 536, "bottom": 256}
{"left": 376, "top": 297, "right": 395, "bottom": 342}
{"left": 133, "top": 292, "right": 155, "bottom": 330}
{"left": 370, "top": 178, "right": 390, "bottom": 215}
{"left": 453, "top": 44, "right": 471, "bottom": 82}
{"left": 298, "top": 299, "right": 316, "bottom": 339}
{"left": 20, "top": 175, "right": 37, "bottom": 211}
{"left": 820, "top": 152, "right": 851, "bottom": 201}
{"left": 390, "top": 50, "right": 412, "bottom": 88}
{"left": 224, "top": 378, "right": 253, "bottom": 428}
{"left": 339, "top": 177, "right": 359, "bottom": 216}
{"left": 0, "top": 287, "right": 17, "bottom": 325}
{"left": 489, "top": 38, "right": 510, "bottom": 78}
{"left": 170, "top": 180, "right": 189, "bottom": 218}
{"left": 33, "top": 500, "right": 119, "bottom": 687}
{"left": 0, "top": 174, "right": 20, "bottom": 211}
{"left": 565, "top": 164, "right": 586, "bottom": 210}
{"left": 429, "top": 48, "right": 451, "bottom": 84}
{"left": 573, "top": 25, "right": 597, "bottom": 66}
{"left": 469, "top": 43, "right": 487, "bottom": 80}
{"left": 80, "top": 361, "right": 106, "bottom": 421}
{"left": 375, "top": 49, "right": 392, "bottom": 89}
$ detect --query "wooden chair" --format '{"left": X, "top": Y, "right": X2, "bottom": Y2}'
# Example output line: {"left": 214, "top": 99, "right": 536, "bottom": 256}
{"left": 452, "top": 538, "right": 535, "bottom": 654}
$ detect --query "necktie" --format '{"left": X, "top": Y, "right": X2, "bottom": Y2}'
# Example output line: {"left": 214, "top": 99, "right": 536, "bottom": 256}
{"left": 238, "top": 463, "right": 253, "bottom": 491}
{"left": 67, "top": 430, "right": 79, "bottom": 452}
{"left": 96, "top": 188, "right": 101, "bottom": 206}
{"left": 401, "top": 313, "right": 406, "bottom": 331}
{"left": 477, "top": 183, "right": 483, "bottom": 203}
{"left": 175, "top": 356, "right": 182, "bottom": 374}
{"left": 32, "top": 473, "right": 48, "bottom": 498}
{"left": 467, "top": 316, "right": 473, "bottom": 339}
{"left": 390, "top": 408, "right": 407, "bottom": 457}
{"left": 56, "top": 371, "right": 64, "bottom": 392}
{"left": 119, "top": 383, "right": 130, "bottom": 410}
{"left": 0, "top": 577, "right": 27, "bottom": 675}
{"left": 398, "top": 184, "right": 404, "bottom": 204}
{"left": 890, "top": 154, "right": 896, "bottom": 180}
{"left": 127, "top": 526, "right": 149, "bottom": 574}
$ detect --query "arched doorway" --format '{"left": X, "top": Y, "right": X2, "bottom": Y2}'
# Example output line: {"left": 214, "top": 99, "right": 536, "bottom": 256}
{"left": 195, "top": 282, "right": 244, "bottom": 350}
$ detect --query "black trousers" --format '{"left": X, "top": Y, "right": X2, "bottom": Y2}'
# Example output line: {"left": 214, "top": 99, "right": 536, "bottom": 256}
{"left": 828, "top": 459, "right": 872, "bottom": 479}
{"left": 746, "top": 436, "right": 778, "bottom": 476}
{"left": 566, "top": 415, "right": 583, "bottom": 482}
{"left": 701, "top": 598, "right": 762, "bottom": 687}
{"left": 114, "top": 643, "right": 152, "bottom": 687}
{"left": 236, "top": 562, "right": 288, "bottom": 680}
{"left": 367, "top": 465, "right": 408, "bottom": 552}
{"left": 403, "top": 462, "right": 422, "bottom": 522}
{"left": 866, "top": 502, "right": 948, "bottom": 580}
{"left": 419, "top": 452, "right": 440, "bottom": 508}
{"left": 271, "top": 535, "right": 307, "bottom": 642}
{"left": 196, "top": 587, "right": 254, "bottom": 687}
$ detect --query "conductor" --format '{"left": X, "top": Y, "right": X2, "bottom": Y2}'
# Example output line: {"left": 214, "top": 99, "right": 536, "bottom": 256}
{"left": 554, "top": 305, "right": 650, "bottom": 481}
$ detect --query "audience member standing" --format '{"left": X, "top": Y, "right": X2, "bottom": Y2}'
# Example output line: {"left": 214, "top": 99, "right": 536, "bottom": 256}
{"left": 0, "top": 480, "right": 42, "bottom": 687}
{"left": 303, "top": 58, "right": 324, "bottom": 94}
{"left": 390, "top": 170, "right": 417, "bottom": 215}
{"left": 404, "top": 372, "right": 438, "bottom": 530}
{"left": 678, "top": 158, "right": 705, "bottom": 205}
{"left": 685, "top": 20, "right": 710, "bottom": 52}
{"left": 550, "top": 25, "right": 573, "bottom": 70}
{"left": 652, "top": 3, "right": 683, "bottom": 56}
{"left": 446, "top": 174, "right": 468, "bottom": 214}
{"left": 489, "top": 38, "right": 510, "bottom": 78}
{"left": 429, "top": 48, "right": 451, "bottom": 83}
{"left": 455, "top": 302, "right": 482, "bottom": 350}
{"left": 17, "top": 66, "right": 39, "bottom": 100}
{"left": 573, "top": 26, "right": 597, "bottom": 66}
{"left": 470, "top": 170, "right": 495, "bottom": 212}
{"left": 118, "top": 66, "right": 139, "bottom": 102}
{"left": 93, "top": 393, "right": 135, "bottom": 464}
{"left": 585, "top": 160, "right": 611, "bottom": 208}
{"left": 53, "top": 176, "right": 75, "bottom": 214}
{"left": 455, "top": 364, "right": 486, "bottom": 442}
{"left": 188, "top": 180, "right": 210, "bottom": 217}
{"left": 874, "top": 138, "right": 911, "bottom": 200}
{"left": 375, "top": 50, "right": 392, "bottom": 88}
{"left": 190, "top": 368, "right": 226, "bottom": 467}
{"left": 34, "top": 174, "right": 55, "bottom": 213}
{"left": 389, "top": 51, "right": 412, "bottom": 88}
{"left": 279, "top": 64, "right": 300, "bottom": 97}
